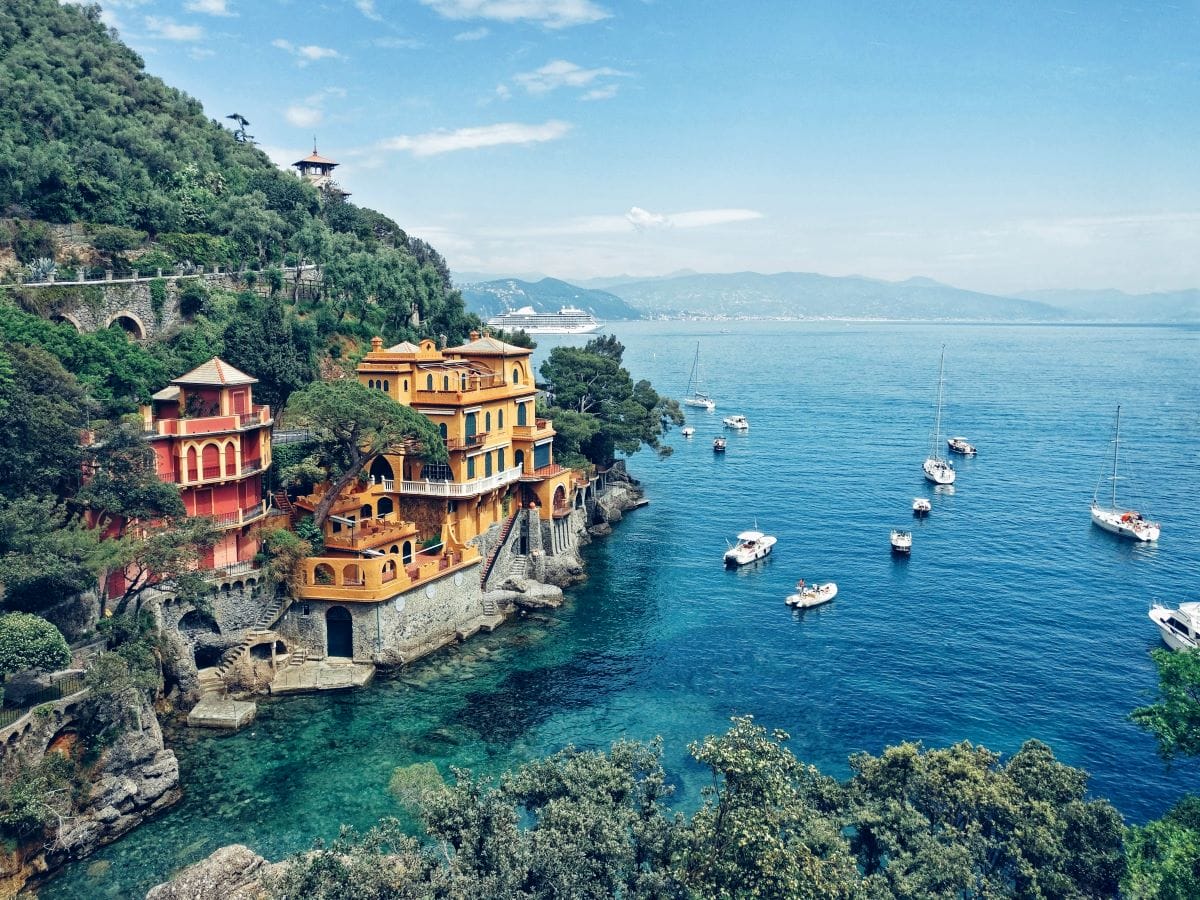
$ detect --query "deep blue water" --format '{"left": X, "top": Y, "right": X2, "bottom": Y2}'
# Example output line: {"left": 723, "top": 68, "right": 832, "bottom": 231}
{"left": 43, "top": 321, "right": 1200, "bottom": 898}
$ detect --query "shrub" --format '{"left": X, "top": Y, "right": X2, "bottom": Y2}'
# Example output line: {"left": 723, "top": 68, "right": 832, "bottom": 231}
{"left": 92, "top": 226, "right": 146, "bottom": 255}
{"left": 0, "top": 613, "right": 71, "bottom": 677}
{"left": 9, "top": 221, "right": 56, "bottom": 264}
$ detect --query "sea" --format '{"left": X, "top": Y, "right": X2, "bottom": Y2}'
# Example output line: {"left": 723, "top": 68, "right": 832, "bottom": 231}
{"left": 42, "top": 320, "right": 1200, "bottom": 898}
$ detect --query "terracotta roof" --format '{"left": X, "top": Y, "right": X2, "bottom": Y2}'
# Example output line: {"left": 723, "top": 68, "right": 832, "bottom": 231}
{"left": 294, "top": 151, "right": 338, "bottom": 166}
{"left": 385, "top": 341, "right": 421, "bottom": 354}
{"left": 446, "top": 335, "right": 530, "bottom": 356}
{"left": 151, "top": 385, "right": 181, "bottom": 402}
{"left": 171, "top": 357, "right": 257, "bottom": 387}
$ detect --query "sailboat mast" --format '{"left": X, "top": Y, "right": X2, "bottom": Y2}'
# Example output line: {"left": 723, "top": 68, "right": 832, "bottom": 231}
{"left": 1112, "top": 405, "right": 1120, "bottom": 510}
{"left": 932, "top": 347, "right": 945, "bottom": 458}
{"left": 686, "top": 342, "right": 700, "bottom": 396}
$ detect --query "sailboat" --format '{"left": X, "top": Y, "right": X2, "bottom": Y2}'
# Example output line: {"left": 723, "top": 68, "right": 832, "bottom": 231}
{"left": 683, "top": 342, "right": 715, "bottom": 411}
{"left": 1090, "top": 406, "right": 1160, "bottom": 541}
{"left": 922, "top": 347, "right": 956, "bottom": 485}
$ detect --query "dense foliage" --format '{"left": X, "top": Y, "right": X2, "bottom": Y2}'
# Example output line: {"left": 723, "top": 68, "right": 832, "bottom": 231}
{"left": 540, "top": 335, "right": 683, "bottom": 467}
{"left": 271, "top": 717, "right": 1126, "bottom": 899}
{"left": 1132, "top": 647, "right": 1200, "bottom": 761}
{"left": 0, "top": 611, "right": 70, "bottom": 676}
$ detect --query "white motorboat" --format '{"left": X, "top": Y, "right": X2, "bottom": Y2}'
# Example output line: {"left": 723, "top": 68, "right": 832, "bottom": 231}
{"left": 713, "top": 436, "right": 726, "bottom": 452}
{"left": 912, "top": 497, "right": 931, "bottom": 516}
{"left": 724, "top": 530, "right": 776, "bottom": 567}
{"left": 923, "top": 348, "right": 956, "bottom": 485}
{"left": 947, "top": 436, "right": 977, "bottom": 456}
{"left": 683, "top": 342, "right": 716, "bottom": 411}
{"left": 890, "top": 529, "right": 912, "bottom": 553}
{"left": 786, "top": 580, "right": 837, "bottom": 609}
{"left": 1149, "top": 602, "right": 1200, "bottom": 651}
{"left": 681, "top": 426, "right": 695, "bottom": 437}
{"left": 1090, "top": 406, "right": 1160, "bottom": 542}
{"left": 722, "top": 414, "right": 749, "bottom": 430}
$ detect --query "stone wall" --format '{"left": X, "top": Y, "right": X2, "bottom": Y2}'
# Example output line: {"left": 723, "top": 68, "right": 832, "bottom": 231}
{"left": 274, "top": 561, "right": 486, "bottom": 667}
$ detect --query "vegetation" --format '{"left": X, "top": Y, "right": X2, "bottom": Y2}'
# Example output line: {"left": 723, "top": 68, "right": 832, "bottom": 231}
{"left": 1125, "top": 795, "right": 1200, "bottom": 899}
{"left": 0, "top": 612, "right": 70, "bottom": 676}
{"left": 1132, "top": 647, "right": 1200, "bottom": 761}
{"left": 271, "top": 717, "right": 1125, "bottom": 899}
{"left": 540, "top": 335, "right": 683, "bottom": 467}
{"left": 283, "top": 380, "right": 447, "bottom": 528}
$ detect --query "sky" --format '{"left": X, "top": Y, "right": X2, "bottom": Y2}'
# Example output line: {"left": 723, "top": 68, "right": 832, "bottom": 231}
{"left": 83, "top": 0, "right": 1200, "bottom": 294}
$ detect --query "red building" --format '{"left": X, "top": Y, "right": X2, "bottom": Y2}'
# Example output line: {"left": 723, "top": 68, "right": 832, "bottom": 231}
{"left": 142, "top": 358, "right": 273, "bottom": 571}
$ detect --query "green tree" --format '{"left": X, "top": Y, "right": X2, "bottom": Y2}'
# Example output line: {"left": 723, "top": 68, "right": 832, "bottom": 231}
{"left": 98, "top": 516, "right": 218, "bottom": 615}
{"left": 222, "top": 292, "right": 316, "bottom": 410}
{"left": 1132, "top": 648, "right": 1200, "bottom": 761}
{"left": 0, "top": 612, "right": 70, "bottom": 675}
{"left": 75, "top": 420, "right": 185, "bottom": 528}
{"left": 0, "top": 495, "right": 102, "bottom": 613}
{"left": 284, "top": 380, "right": 446, "bottom": 528}
{"left": 1124, "top": 795, "right": 1200, "bottom": 899}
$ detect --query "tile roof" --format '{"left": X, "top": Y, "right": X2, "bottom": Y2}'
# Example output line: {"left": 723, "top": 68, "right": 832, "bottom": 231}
{"left": 447, "top": 335, "right": 530, "bottom": 355}
{"left": 385, "top": 340, "right": 421, "bottom": 354}
{"left": 295, "top": 151, "right": 338, "bottom": 166}
{"left": 151, "top": 385, "right": 181, "bottom": 402}
{"left": 171, "top": 357, "right": 257, "bottom": 387}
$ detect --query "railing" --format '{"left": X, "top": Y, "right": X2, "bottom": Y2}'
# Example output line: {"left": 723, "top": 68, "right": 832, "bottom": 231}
{"left": 207, "top": 560, "right": 258, "bottom": 580}
{"left": 146, "top": 405, "right": 271, "bottom": 438}
{"left": 552, "top": 504, "right": 573, "bottom": 519}
{"left": 13, "top": 263, "right": 318, "bottom": 288}
{"left": 389, "top": 465, "right": 523, "bottom": 498}
{"left": 512, "top": 420, "right": 554, "bottom": 439}
{"left": 0, "top": 675, "right": 87, "bottom": 729}
{"left": 242, "top": 460, "right": 263, "bottom": 475}
{"left": 446, "top": 433, "right": 488, "bottom": 451}
{"left": 212, "top": 501, "right": 269, "bottom": 529}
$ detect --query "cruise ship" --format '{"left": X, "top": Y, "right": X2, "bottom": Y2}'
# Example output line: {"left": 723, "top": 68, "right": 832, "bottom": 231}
{"left": 486, "top": 305, "right": 602, "bottom": 335}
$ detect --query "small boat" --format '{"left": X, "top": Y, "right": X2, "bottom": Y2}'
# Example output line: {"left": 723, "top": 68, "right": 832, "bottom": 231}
{"left": 722, "top": 414, "right": 749, "bottom": 430}
{"left": 890, "top": 529, "right": 912, "bottom": 554}
{"left": 947, "top": 436, "right": 977, "bottom": 456}
{"left": 912, "top": 497, "right": 931, "bottom": 516}
{"left": 786, "top": 579, "right": 837, "bottom": 609}
{"left": 681, "top": 426, "right": 695, "bottom": 437}
{"left": 683, "top": 342, "right": 716, "bottom": 411}
{"left": 724, "top": 530, "right": 777, "bottom": 567}
{"left": 1090, "top": 406, "right": 1160, "bottom": 542}
{"left": 1149, "top": 602, "right": 1200, "bottom": 651}
{"left": 922, "top": 348, "right": 956, "bottom": 485}
{"left": 713, "top": 436, "right": 726, "bottom": 452}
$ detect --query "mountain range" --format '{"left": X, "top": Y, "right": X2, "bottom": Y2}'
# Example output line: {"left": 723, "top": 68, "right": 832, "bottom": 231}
{"left": 457, "top": 277, "right": 642, "bottom": 321}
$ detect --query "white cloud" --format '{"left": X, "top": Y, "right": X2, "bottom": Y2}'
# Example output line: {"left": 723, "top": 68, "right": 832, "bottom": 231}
{"left": 511, "top": 59, "right": 625, "bottom": 95}
{"left": 376, "top": 120, "right": 571, "bottom": 157}
{"left": 272, "top": 39, "right": 342, "bottom": 65}
{"left": 283, "top": 88, "right": 346, "bottom": 128}
{"left": 355, "top": 0, "right": 382, "bottom": 20}
{"left": 626, "top": 206, "right": 667, "bottom": 230}
{"left": 188, "top": 46, "right": 216, "bottom": 59}
{"left": 454, "top": 27, "right": 490, "bottom": 40}
{"left": 627, "top": 207, "right": 763, "bottom": 231}
{"left": 581, "top": 84, "right": 618, "bottom": 101}
{"left": 144, "top": 17, "right": 205, "bottom": 41}
{"left": 418, "top": 0, "right": 609, "bottom": 29}
{"left": 373, "top": 36, "right": 424, "bottom": 49}
{"left": 184, "top": 0, "right": 234, "bottom": 16}
{"left": 485, "top": 206, "right": 765, "bottom": 239}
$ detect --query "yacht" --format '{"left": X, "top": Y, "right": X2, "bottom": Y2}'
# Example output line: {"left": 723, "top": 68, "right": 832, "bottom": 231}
{"left": 912, "top": 497, "right": 931, "bottom": 516}
{"left": 713, "top": 436, "right": 727, "bottom": 452}
{"left": 1090, "top": 406, "right": 1160, "bottom": 542}
{"left": 786, "top": 580, "right": 838, "bottom": 609}
{"left": 947, "top": 436, "right": 977, "bottom": 456}
{"left": 724, "top": 530, "right": 777, "bottom": 567}
{"left": 486, "top": 305, "right": 601, "bottom": 335}
{"left": 1149, "top": 602, "right": 1200, "bottom": 651}
{"left": 683, "top": 342, "right": 716, "bottom": 411}
{"left": 890, "top": 529, "right": 912, "bottom": 554}
{"left": 923, "top": 348, "right": 956, "bottom": 485}
{"left": 722, "top": 414, "right": 749, "bottom": 430}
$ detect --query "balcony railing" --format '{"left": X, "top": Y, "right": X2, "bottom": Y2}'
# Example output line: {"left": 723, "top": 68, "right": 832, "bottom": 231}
{"left": 446, "top": 432, "right": 488, "bottom": 451}
{"left": 212, "top": 500, "right": 269, "bottom": 529}
{"left": 145, "top": 405, "right": 271, "bottom": 438}
{"left": 375, "top": 465, "right": 523, "bottom": 498}
{"left": 512, "top": 419, "right": 554, "bottom": 440}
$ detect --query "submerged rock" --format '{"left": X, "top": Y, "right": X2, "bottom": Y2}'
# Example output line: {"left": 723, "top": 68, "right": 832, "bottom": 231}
{"left": 145, "top": 844, "right": 274, "bottom": 900}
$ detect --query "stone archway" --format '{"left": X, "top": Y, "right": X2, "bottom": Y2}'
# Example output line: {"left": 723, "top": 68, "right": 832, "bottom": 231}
{"left": 51, "top": 313, "right": 83, "bottom": 332}
{"left": 326, "top": 606, "right": 353, "bottom": 658}
{"left": 105, "top": 311, "right": 146, "bottom": 340}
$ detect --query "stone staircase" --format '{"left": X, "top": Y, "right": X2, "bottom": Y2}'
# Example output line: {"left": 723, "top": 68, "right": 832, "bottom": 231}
{"left": 273, "top": 490, "right": 296, "bottom": 524}
{"left": 201, "top": 591, "right": 293, "bottom": 695}
{"left": 479, "top": 509, "right": 521, "bottom": 588}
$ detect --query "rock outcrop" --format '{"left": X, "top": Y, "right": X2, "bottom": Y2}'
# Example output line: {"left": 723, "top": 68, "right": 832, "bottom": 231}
{"left": 145, "top": 844, "right": 277, "bottom": 900}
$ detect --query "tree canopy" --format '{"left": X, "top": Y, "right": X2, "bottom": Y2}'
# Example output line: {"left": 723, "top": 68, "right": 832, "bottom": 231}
{"left": 1132, "top": 647, "right": 1200, "bottom": 761}
{"left": 0, "top": 611, "right": 70, "bottom": 676}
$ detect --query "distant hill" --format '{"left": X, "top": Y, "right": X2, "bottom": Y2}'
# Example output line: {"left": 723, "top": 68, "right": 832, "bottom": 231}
{"left": 460, "top": 277, "right": 642, "bottom": 321}
{"left": 601, "top": 271, "right": 1063, "bottom": 320}
{"left": 1013, "top": 288, "right": 1200, "bottom": 322}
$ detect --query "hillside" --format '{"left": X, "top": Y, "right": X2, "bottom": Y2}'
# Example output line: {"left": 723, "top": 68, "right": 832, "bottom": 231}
{"left": 603, "top": 271, "right": 1063, "bottom": 320}
{"left": 459, "top": 277, "right": 641, "bottom": 321}
{"left": 1014, "top": 288, "right": 1200, "bottom": 322}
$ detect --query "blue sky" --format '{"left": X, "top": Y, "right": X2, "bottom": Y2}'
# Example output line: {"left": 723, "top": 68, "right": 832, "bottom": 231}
{"left": 88, "top": 1, "right": 1200, "bottom": 293}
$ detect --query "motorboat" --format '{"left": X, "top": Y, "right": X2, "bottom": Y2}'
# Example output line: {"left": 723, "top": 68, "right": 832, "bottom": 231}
{"left": 922, "top": 348, "right": 956, "bottom": 485}
{"left": 1090, "top": 406, "right": 1160, "bottom": 542}
{"left": 722, "top": 414, "right": 749, "bottom": 430}
{"left": 890, "top": 529, "right": 912, "bottom": 554}
{"left": 681, "top": 426, "right": 695, "bottom": 437}
{"left": 1149, "top": 602, "right": 1200, "bottom": 651}
{"left": 786, "top": 580, "right": 837, "bottom": 609}
{"left": 683, "top": 342, "right": 716, "bottom": 411}
{"left": 713, "top": 436, "right": 726, "bottom": 452}
{"left": 912, "top": 497, "right": 931, "bottom": 516}
{"left": 947, "top": 436, "right": 976, "bottom": 456}
{"left": 724, "top": 530, "right": 776, "bottom": 567}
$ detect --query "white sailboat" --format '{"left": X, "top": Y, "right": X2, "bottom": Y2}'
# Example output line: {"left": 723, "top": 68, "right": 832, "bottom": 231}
{"left": 683, "top": 342, "right": 715, "bottom": 411}
{"left": 1090, "top": 406, "right": 1160, "bottom": 541}
{"left": 922, "top": 347, "right": 956, "bottom": 485}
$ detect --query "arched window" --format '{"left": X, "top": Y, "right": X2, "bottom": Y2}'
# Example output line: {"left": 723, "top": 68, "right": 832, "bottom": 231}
{"left": 484, "top": 452, "right": 493, "bottom": 477}
{"left": 224, "top": 442, "right": 237, "bottom": 476}
{"left": 517, "top": 403, "right": 528, "bottom": 426}
{"left": 438, "top": 423, "right": 447, "bottom": 440}
{"left": 485, "top": 411, "right": 491, "bottom": 432}
{"left": 403, "top": 379, "right": 408, "bottom": 391}
{"left": 512, "top": 366, "right": 520, "bottom": 385}
{"left": 401, "top": 541, "right": 413, "bottom": 564}
{"left": 514, "top": 449, "right": 525, "bottom": 471}
{"left": 383, "top": 380, "right": 389, "bottom": 393}
{"left": 368, "top": 379, "right": 374, "bottom": 389}
{"left": 343, "top": 564, "right": 363, "bottom": 586}
{"left": 360, "top": 504, "right": 373, "bottom": 520}
{"left": 426, "top": 374, "right": 433, "bottom": 390}
{"left": 498, "top": 448, "right": 506, "bottom": 471}
{"left": 186, "top": 446, "right": 198, "bottom": 482}
{"left": 467, "top": 457, "right": 476, "bottom": 479}
{"left": 460, "top": 374, "right": 468, "bottom": 390}
{"left": 443, "top": 375, "right": 450, "bottom": 391}
{"left": 202, "top": 444, "right": 220, "bottom": 479}
{"left": 369, "top": 456, "right": 394, "bottom": 482}
{"left": 498, "top": 409, "right": 504, "bottom": 429}
{"left": 377, "top": 497, "right": 394, "bottom": 517}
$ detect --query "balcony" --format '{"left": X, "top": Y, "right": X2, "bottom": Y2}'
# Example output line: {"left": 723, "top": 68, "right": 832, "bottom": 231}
{"left": 411, "top": 379, "right": 529, "bottom": 407}
{"left": 446, "top": 432, "right": 488, "bottom": 451}
{"left": 147, "top": 405, "right": 272, "bottom": 438}
{"left": 512, "top": 418, "right": 554, "bottom": 441}
{"left": 374, "top": 465, "right": 523, "bottom": 499}
{"left": 324, "top": 515, "right": 419, "bottom": 552}
{"left": 211, "top": 500, "right": 269, "bottom": 530}
{"left": 184, "top": 458, "right": 267, "bottom": 487}
{"left": 296, "top": 546, "right": 482, "bottom": 603}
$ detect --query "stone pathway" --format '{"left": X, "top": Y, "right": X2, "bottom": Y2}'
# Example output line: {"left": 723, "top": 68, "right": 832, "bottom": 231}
{"left": 270, "top": 659, "right": 375, "bottom": 695}
{"left": 186, "top": 697, "right": 257, "bottom": 730}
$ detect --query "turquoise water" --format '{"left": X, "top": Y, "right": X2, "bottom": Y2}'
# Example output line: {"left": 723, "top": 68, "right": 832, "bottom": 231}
{"left": 44, "top": 321, "right": 1200, "bottom": 898}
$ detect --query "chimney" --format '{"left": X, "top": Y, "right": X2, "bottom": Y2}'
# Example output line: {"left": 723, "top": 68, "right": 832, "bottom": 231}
{"left": 469, "top": 330, "right": 480, "bottom": 342}
{"left": 370, "top": 336, "right": 383, "bottom": 352}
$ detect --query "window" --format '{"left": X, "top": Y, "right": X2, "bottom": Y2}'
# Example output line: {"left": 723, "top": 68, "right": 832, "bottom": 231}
{"left": 512, "top": 366, "right": 520, "bottom": 385}
{"left": 443, "top": 375, "right": 450, "bottom": 391}
{"left": 467, "top": 457, "right": 476, "bottom": 479}
{"left": 485, "top": 411, "right": 491, "bottom": 431}
{"left": 423, "top": 463, "right": 452, "bottom": 481}
{"left": 498, "top": 409, "right": 504, "bottom": 429}
{"left": 498, "top": 448, "right": 505, "bottom": 470}
{"left": 426, "top": 374, "right": 433, "bottom": 390}
{"left": 517, "top": 403, "right": 528, "bottom": 426}
{"left": 403, "top": 379, "right": 408, "bottom": 391}
{"left": 484, "top": 452, "right": 493, "bottom": 477}
{"left": 438, "top": 423, "right": 447, "bottom": 440}
{"left": 383, "top": 380, "right": 389, "bottom": 393}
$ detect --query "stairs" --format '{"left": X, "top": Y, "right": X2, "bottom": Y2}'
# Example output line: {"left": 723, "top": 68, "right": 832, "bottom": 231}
{"left": 273, "top": 490, "right": 296, "bottom": 524}
{"left": 206, "top": 591, "right": 293, "bottom": 691}
{"left": 479, "top": 509, "right": 521, "bottom": 588}
{"left": 507, "top": 556, "right": 528, "bottom": 579}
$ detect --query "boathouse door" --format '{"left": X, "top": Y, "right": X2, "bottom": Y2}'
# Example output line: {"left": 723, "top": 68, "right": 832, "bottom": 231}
{"left": 326, "top": 607, "right": 353, "bottom": 658}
